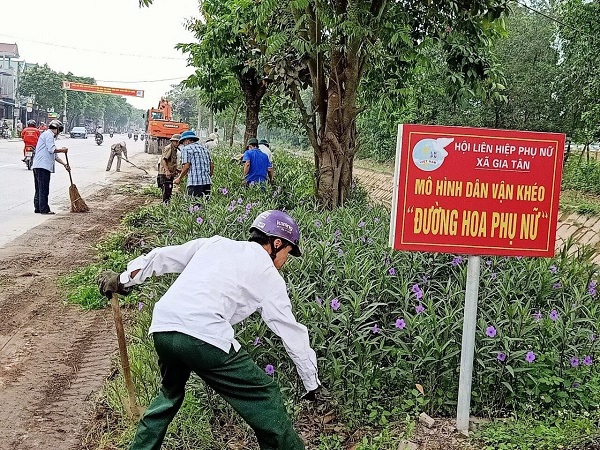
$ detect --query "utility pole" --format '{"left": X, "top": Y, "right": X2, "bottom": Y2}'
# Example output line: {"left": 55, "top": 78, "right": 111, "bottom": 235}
{"left": 63, "top": 90, "right": 67, "bottom": 131}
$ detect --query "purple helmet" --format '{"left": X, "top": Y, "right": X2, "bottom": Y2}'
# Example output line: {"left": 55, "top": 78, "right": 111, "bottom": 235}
{"left": 250, "top": 210, "right": 302, "bottom": 256}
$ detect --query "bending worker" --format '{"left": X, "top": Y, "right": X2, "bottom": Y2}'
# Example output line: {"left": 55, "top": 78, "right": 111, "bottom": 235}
{"left": 106, "top": 141, "right": 128, "bottom": 172}
{"left": 98, "top": 210, "right": 320, "bottom": 450}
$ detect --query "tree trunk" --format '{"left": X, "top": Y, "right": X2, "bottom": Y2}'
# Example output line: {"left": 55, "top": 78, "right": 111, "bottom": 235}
{"left": 239, "top": 71, "right": 267, "bottom": 148}
{"left": 314, "top": 49, "right": 360, "bottom": 208}
{"left": 230, "top": 101, "right": 241, "bottom": 148}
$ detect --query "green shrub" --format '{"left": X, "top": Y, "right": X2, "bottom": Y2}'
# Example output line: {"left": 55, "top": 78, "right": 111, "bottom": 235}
{"left": 68, "top": 149, "right": 600, "bottom": 447}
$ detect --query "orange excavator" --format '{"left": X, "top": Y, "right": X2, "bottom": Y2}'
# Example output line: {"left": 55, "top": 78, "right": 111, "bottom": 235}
{"left": 143, "top": 97, "right": 190, "bottom": 154}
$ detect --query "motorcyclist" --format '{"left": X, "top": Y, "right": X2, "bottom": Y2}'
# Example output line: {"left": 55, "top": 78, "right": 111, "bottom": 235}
{"left": 22, "top": 119, "right": 41, "bottom": 149}
{"left": 21, "top": 120, "right": 41, "bottom": 161}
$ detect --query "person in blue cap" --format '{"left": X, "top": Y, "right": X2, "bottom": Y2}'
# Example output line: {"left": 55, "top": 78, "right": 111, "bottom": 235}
{"left": 174, "top": 130, "right": 213, "bottom": 199}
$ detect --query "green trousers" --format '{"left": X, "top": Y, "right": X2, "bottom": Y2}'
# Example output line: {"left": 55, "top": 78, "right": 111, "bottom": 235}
{"left": 130, "top": 331, "right": 305, "bottom": 450}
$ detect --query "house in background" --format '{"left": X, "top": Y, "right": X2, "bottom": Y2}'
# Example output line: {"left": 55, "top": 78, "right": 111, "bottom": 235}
{"left": 0, "top": 42, "right": 22, "bottom": 125}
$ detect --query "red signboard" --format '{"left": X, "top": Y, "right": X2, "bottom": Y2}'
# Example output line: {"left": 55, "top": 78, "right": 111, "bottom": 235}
{"left": 62, "top": 81, "right": 144, "bottom": 98}
{"left": 390, "top": 124, "right": 565, "bottom": 257}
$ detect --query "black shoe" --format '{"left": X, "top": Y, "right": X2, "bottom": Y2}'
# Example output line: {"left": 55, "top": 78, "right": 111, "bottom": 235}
{"left": 41, "top": 211, "right": 55, "bottom": 215}
{"left": 34, "top": 210, "right": 40, "bottom": 213}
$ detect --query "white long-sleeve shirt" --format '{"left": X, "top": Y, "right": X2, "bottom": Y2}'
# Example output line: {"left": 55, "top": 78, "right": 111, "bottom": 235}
{"left": 120, "top": 236, "right": 320, "bottom": 392}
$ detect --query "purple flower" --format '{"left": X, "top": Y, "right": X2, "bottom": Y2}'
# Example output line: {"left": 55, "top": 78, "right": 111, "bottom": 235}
{"left": 486, "top": 259, "right": 493, "bottom": 266}
{"left": 220, "top": 187, "right": 228, "bottom": 195}
{"left": 227, "top": 205, "right": 235, "bottom": 212}
{"left": 452, "top": 256, "right": 463, "bottom": 266}
{"left": 388, "top": 268, "right": 396, "bottom": 276}
{"left": 253, "top": 337, "right": 261, "bottom": 346}
{"left": 497, "top": 352, "right": 507, "bottom": 362}
{"left": 326, "top": 216, "right": 332, "bottom": 224}
{"left": 415, "top": 290, "right": 423, "bottom": 300}
{"left": 570, "top": 357, "right": 579, "bottom": 367}
{"left": 333, "top": 229, "right": 341, "bottom": 242}
{"left": 572, "top": 382, "right": 581, "bottom": 388}
{"left": 371, "top": 324, "right": 379, "bottom": 334}
{"left": 246, "top": 203, "right": 252, "bottom": 211}
{"left": 140, "top": 240, "right": 145, "bottom": 247}
{"left": 196, "top": 217, "right": 204, "bottom": 225}
{"left": 533, "top": 311, "right": 542, "bottom": 321}
{"left": 395, "top": 318, "right": 406, "bottom": 329}
{"left": 331, "top": 298, "right": 341, "bottom": 311}
{"left": 549, "top": 309, "right": 559, "bottom": 321}
{"left": 589, "top": 281, "right": 597, "bottom": 297}
{"left": 316, "top": 297, "right": 323, "bottom": 306}
{"left": 265, "top": 364, "right": 275, "bottom": 376}
{"left": 237, "top": 197, "right": 243, "bottom": 204}
{"left": 314, "top": 220, "right": 322, "bottom": 228}
{"left": 367, "top": 238, "right": 373, "bottom": 245}
{"left": 591, "top": 333, "right": 597, "bottom": 342}
{"left": 552, "top": 282, "right": 562, "bottom": 289}
{"left": 489, "top": 272, "right": 497, "bottom": 280}
{"left": 549, "top": 265, "right": 558, "bottom": 274}
{"left": 374, "top": 217, "right": 380, "bottom": 223}
{"left": 415, "top": 303, "right": 425, "bottom": 314}
{"left": 411, "top": 284, "right": 421, "bottom": 294}
{"left": 338, "top": 248, "right": 344, "bottom": 257}
{"left": 358, "top": 221, "right": 366, "bottom": 228}
{"left": 486, "top": 326, "right": 497, "bottom": 338}
{"left": 137, "top": 302, "right": 144, "bottom": 311}
{"left": 525, "top": 351, "right": 536, "bottom": 363}
{"left": 583, "top": 355, "right": 593, "bottom": 366}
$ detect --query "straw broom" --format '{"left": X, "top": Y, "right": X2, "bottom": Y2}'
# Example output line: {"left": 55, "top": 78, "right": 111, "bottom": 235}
{"left": 65, "top": 153, "right": 89, "bottom": 212}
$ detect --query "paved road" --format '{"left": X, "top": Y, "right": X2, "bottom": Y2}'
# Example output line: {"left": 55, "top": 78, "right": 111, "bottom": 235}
{"left": 0, "top": 134, "right": 149, "bottom": 248}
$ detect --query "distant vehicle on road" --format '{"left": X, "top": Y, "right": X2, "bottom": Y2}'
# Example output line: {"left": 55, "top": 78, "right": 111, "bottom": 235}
{"left": 70, "top": 127, "right": 88, "bottom": 139}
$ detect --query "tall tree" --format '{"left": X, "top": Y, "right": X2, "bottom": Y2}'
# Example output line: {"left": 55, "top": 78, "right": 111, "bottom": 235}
{"left": 263, "top": 0, "right": 510, "bottom": 207}
{"left": 176, "top": 0, "right": 271, "bottom": 145}
{"left": 557, "top": 0, "right": 600, "bottom": 150}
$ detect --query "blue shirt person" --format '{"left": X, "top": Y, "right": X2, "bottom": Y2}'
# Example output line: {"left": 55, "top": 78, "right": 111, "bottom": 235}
{"left": 31, "top": 120, "right": 70, "bottom": 214}
{"left": 243, "top": 138, "right": 273, "bottom": 185}
{"left": 174, "top": 130, "right": 213, "bottom": 199}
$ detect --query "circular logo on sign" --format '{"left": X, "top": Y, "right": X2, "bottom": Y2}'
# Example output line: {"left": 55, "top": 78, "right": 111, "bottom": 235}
{"left": 412, "top": 138, "right": 454, "bottom": 172}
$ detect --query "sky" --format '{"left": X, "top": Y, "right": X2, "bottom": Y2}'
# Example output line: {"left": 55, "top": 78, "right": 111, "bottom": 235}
{"left": 0, "top": 0, "right": 200, "bottom": 110}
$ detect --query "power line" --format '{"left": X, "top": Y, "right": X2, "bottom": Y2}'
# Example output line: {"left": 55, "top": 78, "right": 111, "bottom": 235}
{"left": 0, "top": 33, "right": 187, "bottom": 61}
{"left": 514, "top": 0, "right": 597, "bottom": 41}
{"left": 96, "top": 77, "right": 189, "bottom": 84}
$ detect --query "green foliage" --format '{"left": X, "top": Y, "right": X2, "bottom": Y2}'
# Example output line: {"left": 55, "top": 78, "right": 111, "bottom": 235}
{"left": 473, "top": 414, "right": 600, "bottom": 450}
{"left": 562, "top": 158, "right": 600, "bottom": 195}
{"left": 19, "top": 63, "right": 140, "bottom": 129}
{"left": 76, "top": 150, "right": 600, "bottom": 447}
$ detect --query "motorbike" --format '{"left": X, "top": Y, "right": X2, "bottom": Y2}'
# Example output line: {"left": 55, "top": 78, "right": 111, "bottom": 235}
{"left": 95, "top": 133, "right": 103, "bottom": 146}
{"left": 109, "top": 131, "right": 114, "bottom": 138}
{"left": 128, "top": 132, "right": 132, "bottom": 139}
{"left": 133, "top": 133, "right": 139, "bottom": 142}
{"left": 23, "top": 146, "right": 35, "bottom": 170}
{"left": 140, "top": 133, "right": 145, "bottom": 141}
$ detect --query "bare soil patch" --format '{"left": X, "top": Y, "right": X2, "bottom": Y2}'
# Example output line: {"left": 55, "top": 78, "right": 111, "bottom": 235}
{"left": 0, "top": 172, "right": 154, "bottom": 450}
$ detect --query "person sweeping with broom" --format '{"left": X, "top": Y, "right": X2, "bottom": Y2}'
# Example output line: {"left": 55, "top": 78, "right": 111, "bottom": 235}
{"left": 32, "top": 119, "right": 70, "bottom": 214}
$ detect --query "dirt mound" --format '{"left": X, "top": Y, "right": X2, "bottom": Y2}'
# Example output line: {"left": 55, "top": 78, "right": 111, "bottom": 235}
{"left": 0, "top": 177, "right": 153, "bottom": 450}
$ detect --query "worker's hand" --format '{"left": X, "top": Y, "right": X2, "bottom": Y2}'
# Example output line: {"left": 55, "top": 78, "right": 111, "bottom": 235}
{"left": 174, "top": 177, "right": 181, "bottom": 185}
{"left": 61, "top": 147, "right": 68, "bottom": 153}
{"left": 97, "top": 270, "right": 132, "bottom": 299}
